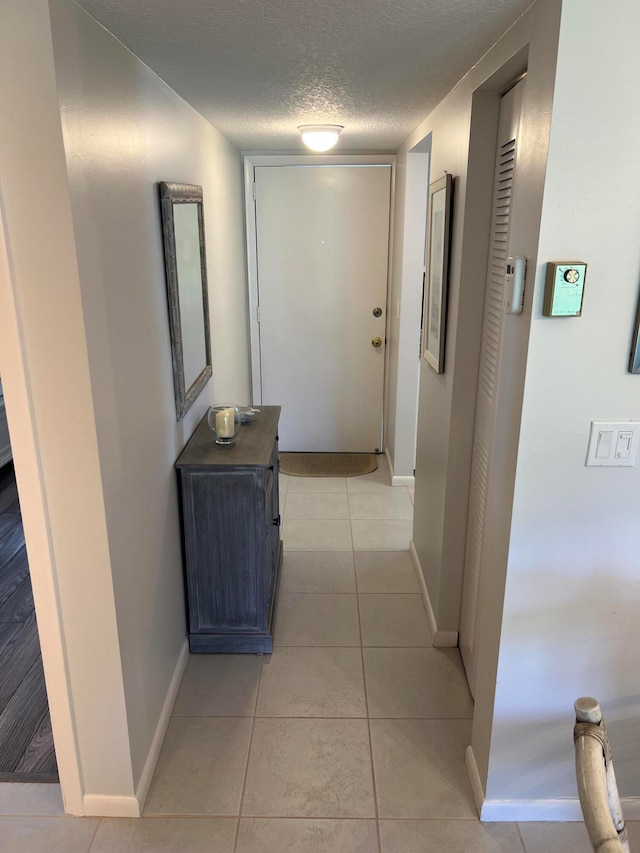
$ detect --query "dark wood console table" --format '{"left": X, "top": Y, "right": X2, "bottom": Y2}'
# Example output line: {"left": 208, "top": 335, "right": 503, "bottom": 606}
{"left": 176, "top": 406, "right": 282, "bottom": 653}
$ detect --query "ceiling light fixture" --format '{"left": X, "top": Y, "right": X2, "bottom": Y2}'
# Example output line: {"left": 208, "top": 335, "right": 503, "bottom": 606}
{"left": 298, "top": 124, "right": 344, "bottom": 152}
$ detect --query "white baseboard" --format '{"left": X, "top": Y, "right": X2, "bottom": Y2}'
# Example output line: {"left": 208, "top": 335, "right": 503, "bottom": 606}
{"left": 384, "top": 448, "right": 415, "bottom": 487}
{"left": 83, "top": 794, "right": 141, "bottom": 818}
{"left": 134, "top": 638, "right": 189, "bottom": 813}
{"left": 483, "top": 798, "right": 640, "bottom": 822}
{"left": 82, "top": 638, "right": 189, "bottom": 818}
{"left": 409, "top": 541, "right": 458, "bottom": 647}
{"left": 481, "top": 800, "right": 586, "bottom": 822}
{"left": 391, "top": 474, "right": 415, "bottom": 486}
{"left": 465, "top": 746, "right": 484, "bottom": 818}
{"left": 466, "top": 743, "right": 640, "bottom": 821}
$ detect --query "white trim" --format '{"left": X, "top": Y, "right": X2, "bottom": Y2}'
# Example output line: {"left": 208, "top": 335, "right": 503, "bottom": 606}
{"left": 384, "top": 447, "right": 415, "bottom": 487}
{"left": 483, "top": 798, "right": 640, "bottom": 822}
{"left": 83, "top": 795, "right": 141, "bottom": 818}
{"left": 466, "top": 745, "right": 640, "bottom": 823}
{"left": 243, "top": 157, "right": 262, "bottom": 403}
{"left": 134, "top": 638, "right": 189, "bottom": 813}
{"left": 243, "top": 154, "right": 396, "bottom": 414}
{"left": 465, "top": 745, "right": 485, "bottom": 818}
{"left": 392, "top": 475, "right": 415, "bottom": 487}
{"left": 482, "top": 799, "right": 600, "bottom": 822}
{"left": 409, "top": 540, "right": 458, "bottom": 647}
{"left": 0, "top": 202, "right": 84, "bottom": 814}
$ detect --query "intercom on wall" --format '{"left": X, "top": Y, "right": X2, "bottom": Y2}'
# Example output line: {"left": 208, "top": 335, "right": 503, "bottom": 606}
{"left": 543, "top": 262, "right": 587, "bottom": 317}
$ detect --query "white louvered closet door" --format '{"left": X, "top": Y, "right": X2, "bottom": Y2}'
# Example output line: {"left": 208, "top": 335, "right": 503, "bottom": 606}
{"left": 459, "top": 80, "right": 524, "bottom": 696}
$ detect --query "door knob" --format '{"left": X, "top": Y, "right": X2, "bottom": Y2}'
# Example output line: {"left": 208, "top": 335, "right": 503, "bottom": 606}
{"left": 371, "top": 337, "right": 383, "bottom": 348}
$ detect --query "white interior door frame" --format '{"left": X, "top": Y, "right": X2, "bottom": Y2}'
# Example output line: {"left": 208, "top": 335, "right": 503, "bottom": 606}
{"left": 243, "top": 155, "right": 396, "bottom": 416}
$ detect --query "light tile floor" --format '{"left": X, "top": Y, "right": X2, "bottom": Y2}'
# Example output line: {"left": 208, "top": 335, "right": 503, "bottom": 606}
{"left": 1, "top": 461, "right": 637, "bottom": 851}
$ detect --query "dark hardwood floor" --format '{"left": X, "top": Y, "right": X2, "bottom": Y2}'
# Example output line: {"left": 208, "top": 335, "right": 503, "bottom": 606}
{"left": 0, "top": 462, "right": 57, "bottom": 782}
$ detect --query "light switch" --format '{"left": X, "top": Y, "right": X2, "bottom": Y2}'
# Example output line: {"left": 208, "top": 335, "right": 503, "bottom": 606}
{"left": 586, "top": 421, "right": 640, "bottom": 467}
{"left": 595, "top": 430, "right": 613, "bottom": 458}
{"left": 615, "top": 431, "right": 633, "bottom": 459}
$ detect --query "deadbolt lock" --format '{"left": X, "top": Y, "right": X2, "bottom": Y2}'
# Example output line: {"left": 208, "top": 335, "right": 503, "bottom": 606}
{"left": 371, "top": 337, "right": 383, "bottom": 348}
{"left": 372, "top": 307, "right": 383, "bottom": 317}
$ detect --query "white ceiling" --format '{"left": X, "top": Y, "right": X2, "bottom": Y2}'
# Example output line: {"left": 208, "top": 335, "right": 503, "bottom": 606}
{"left": 75, "top": 0, "right": 533, "bottom": 151}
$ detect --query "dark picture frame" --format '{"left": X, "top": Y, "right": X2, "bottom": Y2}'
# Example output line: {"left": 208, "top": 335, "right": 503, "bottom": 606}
{"left": 159, "top": 182, "right": 212, "bottom": 421}
{"left": 630, "top": 292, "right": 640, "bottom": 374}
{"left": 423, "top": 173, "right": 453, "bottom": 374}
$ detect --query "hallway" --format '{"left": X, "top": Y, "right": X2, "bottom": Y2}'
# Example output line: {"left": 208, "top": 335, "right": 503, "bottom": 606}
{"left": 0, "top": 461, "right": 633, "bottom": 850}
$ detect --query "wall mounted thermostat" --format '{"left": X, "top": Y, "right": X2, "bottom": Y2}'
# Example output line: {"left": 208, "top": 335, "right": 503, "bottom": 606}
{"left": 504, "top": 257, "right": 527, "bottom": 314}
{"left": 543, "top": 261, "right": 587, "bottom": 317}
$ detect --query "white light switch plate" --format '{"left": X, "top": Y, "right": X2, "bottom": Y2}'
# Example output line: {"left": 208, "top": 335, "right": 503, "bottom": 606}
{"left": 586, "top": 421, "right": 640, "bottom": 467}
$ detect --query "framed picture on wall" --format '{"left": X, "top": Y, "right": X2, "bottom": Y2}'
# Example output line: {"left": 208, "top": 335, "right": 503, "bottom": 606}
{"left": 423, "top": 172, "right": 453, "bottom": 373}
{"left": 629, "top": 293, "right": 640, "bottom": 374}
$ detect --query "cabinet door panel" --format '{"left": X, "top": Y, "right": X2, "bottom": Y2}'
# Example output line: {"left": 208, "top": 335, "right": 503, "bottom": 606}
{"left": 183, "top": 470, "right": 266, "bottom": 631}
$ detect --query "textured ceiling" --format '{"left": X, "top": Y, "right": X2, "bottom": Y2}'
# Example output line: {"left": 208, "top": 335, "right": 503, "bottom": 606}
{"left": 75, "top": 0, "right": 533, "bottom": 151}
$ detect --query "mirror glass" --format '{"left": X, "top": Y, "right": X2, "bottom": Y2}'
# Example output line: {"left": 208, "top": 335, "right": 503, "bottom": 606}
{"left": 159, "top": 183, "right": 212, "bottom": 421}
{"left": 173, "top": 203, "right": 207, "bottom": 391}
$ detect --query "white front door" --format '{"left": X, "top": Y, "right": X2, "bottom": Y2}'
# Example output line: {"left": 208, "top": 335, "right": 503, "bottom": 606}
{"left": 254, "top": 165, "right": 391, "bottom": 452}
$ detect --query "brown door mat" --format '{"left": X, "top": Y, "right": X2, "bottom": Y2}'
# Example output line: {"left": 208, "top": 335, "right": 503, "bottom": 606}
{"left": 279, "top": 453, "right": 378, "bottom": 478}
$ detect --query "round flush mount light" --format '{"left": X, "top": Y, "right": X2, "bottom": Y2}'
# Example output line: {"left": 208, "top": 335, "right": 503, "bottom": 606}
{"left": 297, "top": 124, "right": 344, "bottom": 152}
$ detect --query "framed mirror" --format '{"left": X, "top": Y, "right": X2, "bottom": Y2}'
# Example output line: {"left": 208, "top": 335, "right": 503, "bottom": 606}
{"left": 159, "top": 182, "right": 212, "bottom": 420}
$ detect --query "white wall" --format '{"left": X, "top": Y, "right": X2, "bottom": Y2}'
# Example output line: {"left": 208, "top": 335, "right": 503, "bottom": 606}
{"left": 0, "top": 0, "right": 249, "bottom": 814}
{"left": 401, "top": 0, "right": 562, "bottom": 637}
{"left": 387, "top": 146, "right": 429, "bottom": 480}
{"left": 0, "top": 0, "right": 133, "bottom": 812}
{"left": 398, "top": 0, "right": 640, "bottom": 812}
{"left": 49, "top": 0, "right": 250, "bottom": 793}
{"left": 485, "top": 0, "right": 640, "bottom": 807}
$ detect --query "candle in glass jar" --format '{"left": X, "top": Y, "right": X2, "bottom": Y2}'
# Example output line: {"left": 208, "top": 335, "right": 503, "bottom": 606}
{"left": 215, "top": 407, "right": 235, "bottom": 438}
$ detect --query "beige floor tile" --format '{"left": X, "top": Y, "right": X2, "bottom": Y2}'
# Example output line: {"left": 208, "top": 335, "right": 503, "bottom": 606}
{"left": 0, "top": 817, "right": 98, "bottom": 853}
{"left": 364, "top": 647, "right": 473, "bottom": 718}
{"left": 286, "top": 477, "right": 348, "bottom": 494}
{"left": 408, "top": 486, "right": 415, "bottom": 503}
{"left": 274, "top": 593, "right": 360, "bottom": 646}
{"left": 257, "top": 647, "right": 366, "bottom": 717}
{"left": 172, "top": 654, "right": 262, "bottom": 716}
{"left": 237, "top": 818, "right": 378, "bottom": 852}
{"left": 351, "top": 520, "right": 412, "bottom": 551}
{"left": 348, "top": 492, "right": 413, "bottom": 520}
{"left": 285, "top": 493, "right": 350, "bottom": 520}
{"left": 346, "top": 464, "right": 393, "bottom": 494}
{"left": 280, "top": 552, "right": 356, "bottom": 593}
{"left": 279, "top": 473, "right": 290, "bottom": 496}
{"left": 282, "top": 519, "right": 353, "bottom": 551}
{"left": 0, "top": 783, "right": 64, "bottom": 815}
{"left": 348, "top": 481, "right": 400, "bottom": 495}
{"left": 370, "top": 718, "right": 475, "bottom": 818}
{"left": 359, "top": 594, "right": 431, "bottom": 646}
{"left": 517, "top": 822, "right": 593, "bottom": 852}
{"left": 91, "top": 818, "right": 237, "bottom": 852}
{"left": 379, "top": 819, "right": 525, "bottom": 852}
{"left": 242, "top": 718, "right": 375, "bottom": 818}
{"left": 355, "top": 551, "right": 419, "bottom": 593}
{"left": 144, "top": 717, "right": 252, "bottom": 815}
